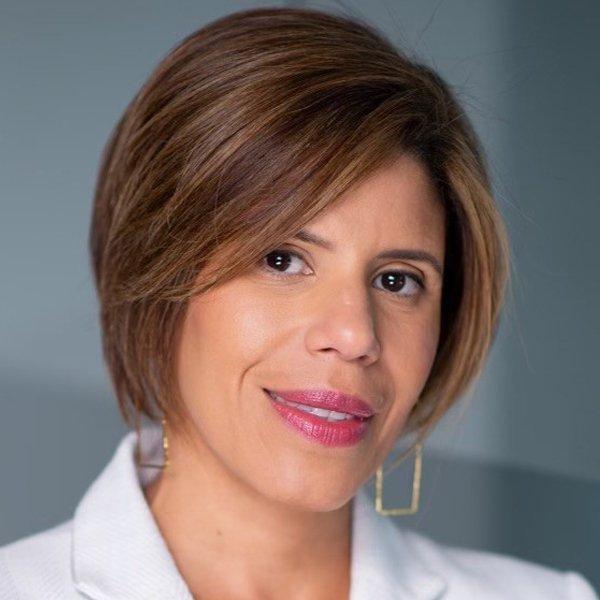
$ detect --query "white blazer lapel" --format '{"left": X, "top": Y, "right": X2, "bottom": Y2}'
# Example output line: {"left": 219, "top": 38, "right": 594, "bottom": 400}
{"left": 71, "top": 430, "right": 193, "bottom": 600}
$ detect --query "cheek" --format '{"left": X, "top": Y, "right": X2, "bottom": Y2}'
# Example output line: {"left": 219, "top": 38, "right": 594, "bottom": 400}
{"left": 397, "top": 299, "right": 439, "bottom": 347}
{"left": 383, "top": 308, "right": 441, "bottom": 414}
{"left": 409, "top": 319, "right": 440, "bottom": 383}
{"left": 175, "top": 285, "right": 283, "bottom": 414}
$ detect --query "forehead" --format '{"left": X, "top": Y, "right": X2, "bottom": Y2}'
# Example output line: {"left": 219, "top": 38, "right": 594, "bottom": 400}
{"left": 310, "top": 153, "right": 445, "bottom": 246}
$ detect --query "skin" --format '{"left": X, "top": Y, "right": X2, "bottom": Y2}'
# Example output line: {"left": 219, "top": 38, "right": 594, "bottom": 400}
{"left": 144, "top": 152, "right": 446, "bottom": 600}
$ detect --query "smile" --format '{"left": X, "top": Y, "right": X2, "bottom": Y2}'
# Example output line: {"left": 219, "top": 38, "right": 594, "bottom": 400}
{"left": 263, "top": 388, "right": 372, "bottom": 447}
{"left": 270, "top": 391, "right": 357, "bottom": 421}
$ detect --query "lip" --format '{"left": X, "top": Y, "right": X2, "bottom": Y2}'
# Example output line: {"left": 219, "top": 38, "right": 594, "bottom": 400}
{"left": 263, "top": 388, "right": 374, "bottom": 447}
{"left": 266, "top": 388, "right": 376, "bottom": 417}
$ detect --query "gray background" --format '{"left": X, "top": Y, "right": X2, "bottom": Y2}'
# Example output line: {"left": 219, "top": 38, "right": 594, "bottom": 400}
{"left": 1, "top": 0, "right": 598, "bottom": 591}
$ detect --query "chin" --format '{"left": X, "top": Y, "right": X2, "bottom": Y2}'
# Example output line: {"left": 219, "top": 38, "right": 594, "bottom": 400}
{"left": 262, "top": 478, "right": 357, "bottom": 514}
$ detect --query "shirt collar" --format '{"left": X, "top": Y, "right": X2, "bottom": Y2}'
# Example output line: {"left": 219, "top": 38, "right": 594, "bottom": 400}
{"left": 72, "top": 426, "right": 447, "bottom": 600}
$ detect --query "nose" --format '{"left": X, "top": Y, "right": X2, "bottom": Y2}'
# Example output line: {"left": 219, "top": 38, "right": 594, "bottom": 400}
{"left": 304, "top": 285, "right": 381, "bottom": 365}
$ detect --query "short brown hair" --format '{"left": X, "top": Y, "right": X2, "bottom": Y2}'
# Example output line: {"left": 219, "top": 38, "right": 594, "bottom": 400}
{"left": 89, "top": 7, "right": 511, "bottom": 446}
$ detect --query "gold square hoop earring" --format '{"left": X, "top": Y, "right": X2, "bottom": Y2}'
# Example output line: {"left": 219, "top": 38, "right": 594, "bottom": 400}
{"left": 374, "top": 442, "right": 423, "bottom": 517}
{"left": 137, "top": 416, "right": 170, "bottom": 469}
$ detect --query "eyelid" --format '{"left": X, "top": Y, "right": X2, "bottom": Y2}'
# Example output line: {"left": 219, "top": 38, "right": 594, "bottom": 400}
{"left": 276, "top": 244, "right": 314, "bottom": 271}
{"left": 261, "top": 245, "right": 313, "bottom": 278}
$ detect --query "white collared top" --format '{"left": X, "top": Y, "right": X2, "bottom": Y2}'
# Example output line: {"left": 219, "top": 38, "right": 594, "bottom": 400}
{"left": 1, "top": 427, "right": 597, "bottom": 599}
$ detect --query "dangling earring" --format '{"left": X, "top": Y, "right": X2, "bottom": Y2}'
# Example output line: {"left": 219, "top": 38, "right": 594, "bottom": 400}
{"left": 161, "top": 416, "right": 170, "bottom": 468}
{"left": 137, "top": 416, "right": 170, "bottom": 469}
{"left": 374, "top": 442, "right": 423, "bottom": 516}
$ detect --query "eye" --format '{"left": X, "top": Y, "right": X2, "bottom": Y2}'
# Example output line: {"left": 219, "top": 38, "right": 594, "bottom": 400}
{"left": 374, "top": 271, "right": 424, "bottom": 298}
{"left": 261, "top": 248, "right": 312, "bottom": 277}
{"left": 260, "top": 248, "right": 425, "bottom": 298}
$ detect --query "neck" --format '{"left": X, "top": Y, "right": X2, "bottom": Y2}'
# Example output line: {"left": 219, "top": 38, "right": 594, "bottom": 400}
{"left": 143, "top": 430, "right": 353, "bottom": 600}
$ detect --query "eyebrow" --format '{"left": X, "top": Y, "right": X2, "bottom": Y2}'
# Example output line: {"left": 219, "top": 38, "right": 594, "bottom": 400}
{"left": 292, "top": 228, "right": 444, "bottom": 278}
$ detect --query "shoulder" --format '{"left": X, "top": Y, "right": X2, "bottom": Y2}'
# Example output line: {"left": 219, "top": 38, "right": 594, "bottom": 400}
{"left": 399, "top": 526, "right": 598, "bottom": 599}
{"left": 0, "top": 519, "right": 77, "bottom": 599}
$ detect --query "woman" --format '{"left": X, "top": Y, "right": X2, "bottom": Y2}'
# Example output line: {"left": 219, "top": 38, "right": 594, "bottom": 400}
{"left": 0, "top": 6, "right": 596, "bottom": 599}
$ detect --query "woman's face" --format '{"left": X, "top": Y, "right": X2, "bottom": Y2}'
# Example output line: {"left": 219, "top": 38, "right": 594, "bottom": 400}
{"left": 174, "top": 152, "right": 445, "bottom": 511}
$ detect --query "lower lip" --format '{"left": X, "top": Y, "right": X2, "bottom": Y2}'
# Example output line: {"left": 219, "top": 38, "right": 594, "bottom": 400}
{"left": 264, "top": 389, "right": 372, "bottom": 447}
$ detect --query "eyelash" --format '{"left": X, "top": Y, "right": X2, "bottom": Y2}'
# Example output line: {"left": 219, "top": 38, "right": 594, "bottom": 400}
{"left": 259, "top": 247, "right": 425, "bottom": 297}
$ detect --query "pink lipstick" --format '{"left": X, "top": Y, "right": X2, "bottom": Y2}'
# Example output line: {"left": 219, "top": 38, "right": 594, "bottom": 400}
{"left": 263, "top": 388, "right": 375, "bottom": 447}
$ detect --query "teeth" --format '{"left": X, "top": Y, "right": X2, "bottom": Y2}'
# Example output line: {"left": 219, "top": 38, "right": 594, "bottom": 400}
{"left": 270, "top": 392, "right": 355, "bottom": 421}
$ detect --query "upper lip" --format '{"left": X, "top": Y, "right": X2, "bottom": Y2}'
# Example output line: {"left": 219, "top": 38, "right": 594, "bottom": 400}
{"left": 265, "top": 388, "right": 376, "bottom": 418}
